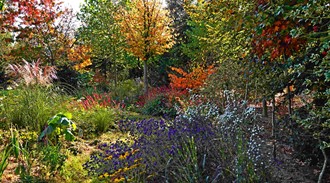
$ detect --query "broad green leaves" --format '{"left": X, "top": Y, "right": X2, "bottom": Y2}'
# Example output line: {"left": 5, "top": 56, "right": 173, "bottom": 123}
{"left": 38, "top": 112, "right": 76, "bottom": 142}
{"left": 0, "top": 0, "right": 4, "bottom": 11}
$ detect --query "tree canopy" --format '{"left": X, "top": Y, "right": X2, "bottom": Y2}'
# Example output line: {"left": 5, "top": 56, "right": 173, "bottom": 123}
{"left": 119, "top": 0, "right": 175, "bottom": 94}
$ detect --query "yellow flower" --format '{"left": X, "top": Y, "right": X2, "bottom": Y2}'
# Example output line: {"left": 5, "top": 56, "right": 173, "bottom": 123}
{"left": 119, "top": 151, "right": 130, "bottom": 160}
{"left": 110, "top": 168, "right": 123, "bottom": 178}
{"left": 132, "top": 149, "right": 140, "bottom": 154}
{"left": 113, "top": 177, "right": 125, "bottom": 183}
{"left": 147, "top": 173, "right": 156, "bottom": 179}
{"left": 104, "top": 155, "right": 113, "bottom": 160}
{"left": 134, "top": 158, "right": 142, "bottom": 163}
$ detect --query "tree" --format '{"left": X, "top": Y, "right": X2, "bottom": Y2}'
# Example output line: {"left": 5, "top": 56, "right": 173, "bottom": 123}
{"left": 284, "top": 1, "right": 330, "bottom": 182}
{"left": 78, "top": 0, "right": 129, "bottom": 86}
{"left": 183, "top": 0, "right": 255, "bottom": 65}
{"left": 250, "top": 2, "right": 329, "bottom": 179}
{"left": 119, "top": 0, "right": 174, "bottom": 94}
{"left": 0, "top": 0, "right": 87, "bottom": 69}
{"left": 166, "top": 0, "right": 188, "bottom": 44}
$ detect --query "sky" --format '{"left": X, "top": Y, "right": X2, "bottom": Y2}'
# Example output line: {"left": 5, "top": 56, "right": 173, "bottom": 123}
{"left": 62, "top": 0, "right": 85, "bottom": 13}
{"left": 61, "top": 0, "right": 166, "bottom": 28}
{"left": 62, "top": 0, "right": 167, "bottom": 12}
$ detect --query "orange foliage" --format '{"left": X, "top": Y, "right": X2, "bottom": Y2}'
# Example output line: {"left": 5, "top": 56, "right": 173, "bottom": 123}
{"left": 68, "top": 45, "right": 92, "bottom": 71}
{"left": 168, "top": 65, "right": 215, "bottom": 91}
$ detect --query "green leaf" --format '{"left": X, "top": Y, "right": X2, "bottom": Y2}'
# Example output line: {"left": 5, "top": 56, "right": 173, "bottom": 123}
{"left": 60, "top": 117, "right": 70, "bottom": 126}
{"left": 325, "top": 71, "right": 330, "bottom": 82}
{"left": 63, "top": 112, "right": 72, "bottom": 119}
{"left": 0, "top": 147, "right": 11, "bottom": 177}
{"left": 56, "top": 113, "right": 66, "bottom": 118}
{"left": 38, "top": 124, "right": 55, "bottom": 141}
{"left": 39, "top": 112, "right": 77, "bottom": 143}
{"left": 72, "top": 123, "right": 77, "bottom": 131}
{"left": 48, "top": 115, "right": 61, "bottom": 125}
{"left": 64, "top": 130, "right": 75, "bottom": 141}
{"left": 10, "top": 130, "right": 20, "bottom": 159}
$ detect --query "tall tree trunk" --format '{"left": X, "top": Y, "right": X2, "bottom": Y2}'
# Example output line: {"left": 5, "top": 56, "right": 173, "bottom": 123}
{"left": 287, "top": 85, "right": 292, "bottom": 115}
{"left": 103, "top": 59, "right": 108, "bottom": 80}
{"left": 318, "top": 143, "right": 328, "bottom": 183}
{"left": 272, "top": 95, "right": 277, "bottom": 160}
{"left": 262, "top": 96, "right": 268, "bottom": 117}
{"left": 143, "top": 59, "right": 148, "bottom": 95}
{"left": 244, "top": 80, "right": 249, "bottom": 101}
{"left": 287, "top": 84, "right": 293, "bottom": 136}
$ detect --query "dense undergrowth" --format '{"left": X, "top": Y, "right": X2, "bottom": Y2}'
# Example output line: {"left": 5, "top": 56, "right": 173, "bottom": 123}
{"left": 0, "top": 0, "right": 329, "bottom": 182}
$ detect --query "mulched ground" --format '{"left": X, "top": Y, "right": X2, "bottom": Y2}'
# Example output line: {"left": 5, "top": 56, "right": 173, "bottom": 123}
{"left": 253, "top": 97, "right": 329, "bottom": 183}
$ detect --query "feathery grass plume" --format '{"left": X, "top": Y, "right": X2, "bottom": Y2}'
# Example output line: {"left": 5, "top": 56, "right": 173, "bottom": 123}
{"left": 6, "top": 59, "right": 57, "bottom": 86}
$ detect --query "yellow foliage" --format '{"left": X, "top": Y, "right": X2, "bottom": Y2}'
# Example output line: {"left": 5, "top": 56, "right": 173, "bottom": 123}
{"left": 118, "top": 0, "right": 175, "bottom": 61}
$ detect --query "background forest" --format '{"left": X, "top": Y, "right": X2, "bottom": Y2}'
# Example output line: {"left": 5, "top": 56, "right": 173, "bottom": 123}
{"left": 0, "top": 0, "right": 329, "bottom": 182}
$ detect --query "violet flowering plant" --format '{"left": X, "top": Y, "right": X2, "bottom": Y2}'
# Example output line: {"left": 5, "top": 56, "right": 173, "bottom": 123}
{"left": 83, "top": 115, "right": 217, "bottom": 181}
{"left": 83, "top": 94, "right": 268, "bottom": 182}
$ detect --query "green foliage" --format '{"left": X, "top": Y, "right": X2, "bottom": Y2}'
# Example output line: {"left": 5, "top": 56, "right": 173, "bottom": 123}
{"left": 0, "top": 86, "right": 69, "bottom": 132}
{"left": 202, "top": 61, "right": 248, "bottom": 105}
{"left": 169, "top": 137, "right": 209, "bottom": 183}
{"left": 0, "top": 128, "right": 36, "bottom": 181}
{"left": 110, "top": 79, "right": 143, "bottom": 105}
{"left": 0, "top": 0, "right": 4, "bottom": 10}
{"left": 60, "top": 153, "right": 90, "bottom": 182}
{"left": 78, "top": 0, "right": 129, "bottom": 85}
{"left": 183, "top": 0, "right": 255, "bottom": 65}
{"left": 38, "top": 112, "right": 77, "bottom": 142}
{"left": 77, "top": 71, "right": 94, "bottom": 89}
{"left": 141, "top": 95, "right": 177, "bottom": 118}
{"left": 0, "top": 33, "right": 12, "bottom": 62}
{"left": 0, "top": 146, "right": 10, "bottom": 178}
{"left": 40, "top": 145, "right": 67, "bottom": 177}
{"left": 74, "top": 107, "right": 116, "bottom": 136}
{"left": 89, "top": 108, "right": 116, "bottom": 134}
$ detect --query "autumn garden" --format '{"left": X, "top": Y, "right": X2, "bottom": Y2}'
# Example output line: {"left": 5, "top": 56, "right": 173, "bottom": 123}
{"left": 0, "top": 0, "right": 329, "bottom": 182}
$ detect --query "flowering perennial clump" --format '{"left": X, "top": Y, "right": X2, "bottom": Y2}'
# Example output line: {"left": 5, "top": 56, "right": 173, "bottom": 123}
{"left": 80, "top": 92, "right": 126, "bottom": 110}
{"left": 84, "top": 95, "right": 268, "bottom": 182}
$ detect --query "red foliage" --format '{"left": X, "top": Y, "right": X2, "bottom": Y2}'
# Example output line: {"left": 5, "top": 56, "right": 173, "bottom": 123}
{"left": 80, "top": 93, "right": 125, "bottom": 110}
{"left": 136, "top": 86, "right": 186, "bottom": 107}
{"left": 253, "top": 19, "right": 306, "bottom": 61}
{"left": 1, "top": 0, "right": 63, "bottom": 32}
{"left": 321, "top": 51, "right": 327, "bottom": 57}
{"left": 92, "top": 70, "right": 108, "bottom": 84}
{"left": 0, "top": 0, "right": 87, "bottom": 67}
